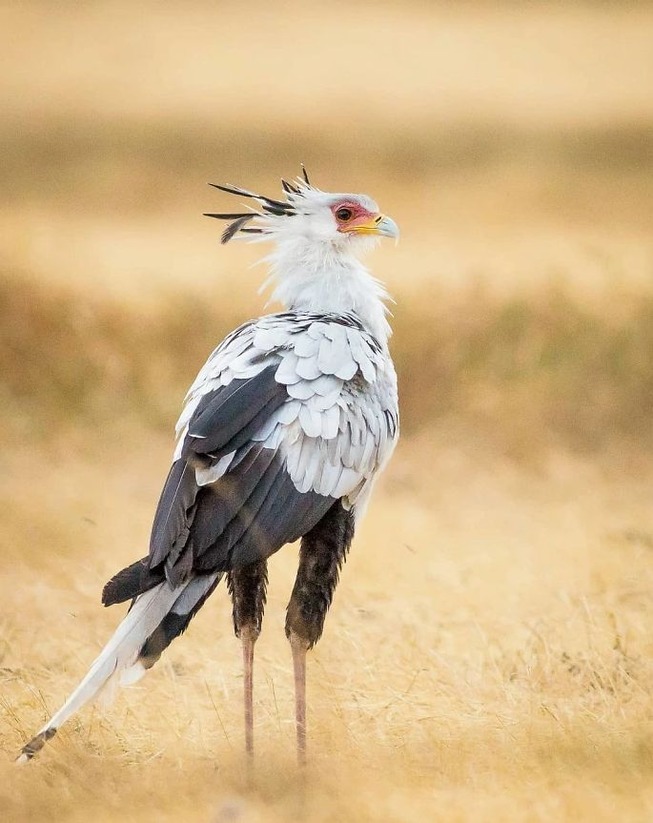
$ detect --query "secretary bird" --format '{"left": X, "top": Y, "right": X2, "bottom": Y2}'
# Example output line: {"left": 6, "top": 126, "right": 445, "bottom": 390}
{"left": 18, "top": 170, "right": 399, "bottom": 766}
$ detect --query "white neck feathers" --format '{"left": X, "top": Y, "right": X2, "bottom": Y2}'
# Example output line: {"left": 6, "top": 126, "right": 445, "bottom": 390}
{"left": 261, "top": 236, "right": 392, "bottom": 344}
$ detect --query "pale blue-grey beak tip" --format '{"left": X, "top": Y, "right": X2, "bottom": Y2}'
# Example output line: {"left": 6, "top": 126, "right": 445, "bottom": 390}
{"left": 376, "top": 215, "right": 400, "bottom": 240}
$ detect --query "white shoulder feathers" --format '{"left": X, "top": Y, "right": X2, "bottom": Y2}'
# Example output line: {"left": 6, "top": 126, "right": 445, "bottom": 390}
{"left": 175, "top": 313, "right": 399, "bottom": 509}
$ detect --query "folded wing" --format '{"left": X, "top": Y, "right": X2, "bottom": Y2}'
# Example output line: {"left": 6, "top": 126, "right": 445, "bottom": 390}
{"left": 103, "top": 313, "right": 398, "bottom": 605}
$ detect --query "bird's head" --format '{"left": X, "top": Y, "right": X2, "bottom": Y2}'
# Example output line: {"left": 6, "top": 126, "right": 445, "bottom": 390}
{"left": 204, "top": 169, "right": 399, "bottom": 257}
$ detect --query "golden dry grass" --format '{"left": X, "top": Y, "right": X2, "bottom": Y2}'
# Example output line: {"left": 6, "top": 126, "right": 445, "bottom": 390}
{"left": 3, "top": 424, "right": 653, "bottom": 822}
{"left": 2, "top": 2, "right": 653, "bottom": 821}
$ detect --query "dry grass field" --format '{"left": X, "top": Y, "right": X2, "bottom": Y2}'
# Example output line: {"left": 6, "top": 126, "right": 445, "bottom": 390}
{"left": 2, "top": 2, "right": 653, "bottom": 821}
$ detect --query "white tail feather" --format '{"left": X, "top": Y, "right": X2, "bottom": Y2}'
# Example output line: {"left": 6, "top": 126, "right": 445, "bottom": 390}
{"left": 18, "top": 571, "right": 222, "bottom": 762}
{"left": 29, "top": 581, "right": 184, "bottom": 741}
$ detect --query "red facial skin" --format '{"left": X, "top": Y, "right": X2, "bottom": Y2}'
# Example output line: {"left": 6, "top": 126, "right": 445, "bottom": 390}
{"left": 331, "top": 201, "right": 379, "bottom": 233}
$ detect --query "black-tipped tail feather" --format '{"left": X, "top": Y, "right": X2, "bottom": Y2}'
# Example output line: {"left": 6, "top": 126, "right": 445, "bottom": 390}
{"left": 139, "top": 573, "right": 221, "bottom": 668}
{"left": 18, "top": 572, "right": 221, "bottom": 763}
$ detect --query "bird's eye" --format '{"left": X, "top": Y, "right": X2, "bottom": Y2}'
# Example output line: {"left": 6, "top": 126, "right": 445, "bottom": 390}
{"left": 336, "top": 207, "right": 353, "bottom": 221}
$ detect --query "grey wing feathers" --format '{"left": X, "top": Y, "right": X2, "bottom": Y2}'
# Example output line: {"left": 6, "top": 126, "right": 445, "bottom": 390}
{"left": 144, "top": 312, "right": 398, "bottom": 588}
{"left": 186, "top": 365, "right": 285, "bottom": 453}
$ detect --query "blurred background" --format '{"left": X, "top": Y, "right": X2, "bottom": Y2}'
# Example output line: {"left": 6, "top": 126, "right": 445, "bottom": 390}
{"left": 2, "top": 0, "right": 652, "bottom": 452}
{"left": 2, "top": 2, "right": 653, "bottom": 822}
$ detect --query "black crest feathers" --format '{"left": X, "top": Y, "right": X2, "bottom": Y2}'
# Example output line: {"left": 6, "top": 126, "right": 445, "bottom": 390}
{"left": 204, "top": 169, "right": 313, "bottom": 244}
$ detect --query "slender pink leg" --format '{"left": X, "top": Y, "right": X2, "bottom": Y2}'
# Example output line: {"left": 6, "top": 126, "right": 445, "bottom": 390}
{"left": 227, "top": 561, "right": 267, "bottom": 768}
{"left": 242, "top": 631, "right": 255, "bottom": 763}
{"left": 290, "top": 632, "right": 308, "bottom": 768}
{"left": 285, "top": 503, "right": 354, "bottom": 770}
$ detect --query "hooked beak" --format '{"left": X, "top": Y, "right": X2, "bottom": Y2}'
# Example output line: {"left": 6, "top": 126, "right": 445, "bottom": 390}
{"left": 345, "top": 214, "right": 400, "bottom": 240}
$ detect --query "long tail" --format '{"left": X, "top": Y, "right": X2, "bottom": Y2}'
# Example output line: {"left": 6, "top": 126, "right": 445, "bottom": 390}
{"left": 17, "top": 572, "right": 221, "bottom": 763}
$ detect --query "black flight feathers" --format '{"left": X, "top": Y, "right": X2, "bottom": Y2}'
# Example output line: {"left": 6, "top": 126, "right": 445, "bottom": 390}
{"left": 103, "top": 362, "right": 336, "bottom": 600}
{"left": 204, "top": 167, "right": 313, "bottom": 244}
